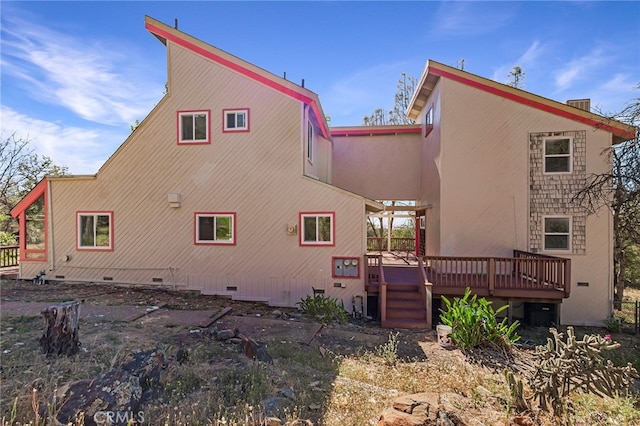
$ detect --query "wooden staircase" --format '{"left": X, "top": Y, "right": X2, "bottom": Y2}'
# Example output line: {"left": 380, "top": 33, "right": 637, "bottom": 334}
{"left": 381, "top": 266, "right": 429, "bottom": 329}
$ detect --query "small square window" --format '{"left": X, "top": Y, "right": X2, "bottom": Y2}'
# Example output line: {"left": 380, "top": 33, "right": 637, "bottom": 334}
{"left": 544, "top": 137, "right": 572, "bottom": 173}
{"left": 178, "top": 110, "right": 210, "bottom": 144}
{"left": 544, "top": 216, "right": 571, "bottom": 251}
{"left": 77, "top": 211, "right": 113, "bottom": 251}
{"left": 223, "top": 109, "right": 249, "bottom": 132}
{"left": 195, "top": 213, "right": 236, "bottom": 245}
{"left": 300, "top": 212, "right": 334, "bottom": 246}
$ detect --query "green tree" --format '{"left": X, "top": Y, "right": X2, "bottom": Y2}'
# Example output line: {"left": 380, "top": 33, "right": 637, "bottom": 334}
{"left": 0, "top": 133, "right": 68, "bottom": 235}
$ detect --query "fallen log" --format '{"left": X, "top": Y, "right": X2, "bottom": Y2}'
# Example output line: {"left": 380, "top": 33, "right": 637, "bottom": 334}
{"left": 39, "top": 301, "right": 81, "bottom": 356}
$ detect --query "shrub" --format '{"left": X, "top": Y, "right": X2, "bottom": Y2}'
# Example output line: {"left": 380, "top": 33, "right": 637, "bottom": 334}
{"left": 439, "top": 287, "right": 520, "bottom": 350}
{"left": 528, "top": 327, "right": 639, "bottom": 416}
{"left": 297, "top": 292, "right": 348, "bottom": 324}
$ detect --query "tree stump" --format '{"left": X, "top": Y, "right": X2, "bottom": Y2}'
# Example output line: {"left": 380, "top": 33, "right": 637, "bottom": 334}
{"left": 40, "top": 301, "right": 81, "bottom": 356}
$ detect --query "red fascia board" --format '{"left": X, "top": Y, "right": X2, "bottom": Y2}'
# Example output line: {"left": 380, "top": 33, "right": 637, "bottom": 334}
{"left": 430, "top": 66, "right": 635, "bottom": 141}
{"left": 330, "top": 126, "right": 422, "bottom": 137}
{"left": 146, "top": 22, "right": 329, "bottom": 139}
{"left": 10, "top": 179, "right": 47, "bottom": 218}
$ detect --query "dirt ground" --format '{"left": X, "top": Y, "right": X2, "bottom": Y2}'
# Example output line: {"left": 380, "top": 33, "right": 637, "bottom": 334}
{"left": 0, "top": 278, "right": 437, "bottom": 360}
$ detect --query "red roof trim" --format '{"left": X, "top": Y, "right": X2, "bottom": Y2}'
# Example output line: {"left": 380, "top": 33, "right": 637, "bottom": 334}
{"left": 330, "top": 126, "right": 422, "bottom": 137}
{"left": 430, "top": 66, "right": 635, "bottom": 141}
{"left": 146, "top": 22, "right": 329, "bottom": 139}
{"left": 10, "top": 179, "right": 47, "bottom": 218}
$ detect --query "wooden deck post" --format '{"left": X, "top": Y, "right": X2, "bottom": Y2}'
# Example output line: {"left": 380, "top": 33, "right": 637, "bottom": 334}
{"left": 380, "top": 282, "right": 387, "bottom": 323}
{"left": 488, "top": 258, "right": 495, "bottom": 295}
{"left": 425, "top": 281, "right": 433, "bottom": 329}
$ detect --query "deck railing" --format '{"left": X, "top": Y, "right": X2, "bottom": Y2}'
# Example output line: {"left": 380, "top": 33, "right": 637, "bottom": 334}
{"left": 367, "top": 237, "right": 415, "bottom": 252}
{"left": 422, "top": 250, "right": 571, "bottom": 298}
{"left": 0, "top": 245, "right": 19, "bottom": 268}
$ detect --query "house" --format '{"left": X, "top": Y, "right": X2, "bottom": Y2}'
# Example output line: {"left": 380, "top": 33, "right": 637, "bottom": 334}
{"left": 11, "top": 16, "right": 635, "bottom": 328}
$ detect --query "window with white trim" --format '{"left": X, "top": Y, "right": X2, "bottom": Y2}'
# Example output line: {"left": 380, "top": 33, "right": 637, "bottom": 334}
{"left": 178, "top": 110, "right": 209, "bottom": 144}
{"left": 223, "top": 109, "right": 249, "bottom": 132}
{"left": 77, "top": 212, "right": 113, "bottom": 250}
{"left": 195, "top": 213, "right": 235, "bottom": 245}
{"left": 544, "top": 137, "right": 572, "bottom": 173}
{"left": 306, "top": 122, "right": 314, "bottom": 163}
{"left": 300, "top": 212, "right": 334, "bottom": 245}
{"left": 544, "top": 216, "right": 571, "bottom": 251}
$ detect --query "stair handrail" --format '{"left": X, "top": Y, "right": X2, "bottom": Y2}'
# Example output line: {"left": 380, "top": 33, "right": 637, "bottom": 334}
{"left": 418, "top": 257, "right": 433, "bottom": 329}
{"left": 379, "top": 258, "right": 387, "bottom": 323}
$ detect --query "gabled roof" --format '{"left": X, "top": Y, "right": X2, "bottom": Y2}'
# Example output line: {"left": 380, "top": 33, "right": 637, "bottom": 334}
{"left": 407, "top": 60, "right": 636, "bottom": 144}
{"left": 145, "top": 16, "right": 330, "bottom": 139}
{"left": 10, "top": 178, "right": 47, "bottom": 218}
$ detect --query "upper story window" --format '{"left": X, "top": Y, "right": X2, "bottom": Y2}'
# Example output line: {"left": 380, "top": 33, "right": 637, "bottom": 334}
{"left": 77, "top": 211, "right": 113, "bottom": 251}
{"left": 223, "top": 109, "right": 249, "bottom": 132}
{"left": 178, "top": 110, "right": 210, "bottom": 144}
{"left": 195, "top": 212, "right": 236, "bottom": 245}
{"left": 544, "top": 216, "right": 571, "bottom": 251}
{"left": 544, "top": 137, "right": 572, "bottom": 173}
{"left": 425, "top": 106, "right": 434, "bottom": 136}
{"left": 307, "top": 122, "right": 314, "bottom": 163}
{"left": 300, "top": 212, "right": 334, "bottom": 246}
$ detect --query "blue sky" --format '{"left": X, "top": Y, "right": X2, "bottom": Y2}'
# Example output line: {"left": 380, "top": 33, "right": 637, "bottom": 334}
{"left": 1, "top": 1, "right": 639, "bottom": 174}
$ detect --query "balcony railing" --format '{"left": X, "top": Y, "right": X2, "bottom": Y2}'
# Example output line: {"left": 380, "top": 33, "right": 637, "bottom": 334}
{"left": 367, "top": 237, "right": 415, "bottom": 252}
{"left": 0, "top": 245, "right": 19, "bottom": 268}
{"left": 422, "top": 250, "right": 570, "bottom": 299}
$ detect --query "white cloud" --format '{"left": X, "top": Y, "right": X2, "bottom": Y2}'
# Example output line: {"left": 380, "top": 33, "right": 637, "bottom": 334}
{"left": 553, "top": 47, "right": 607, "bottom": 92}
{"left": 322, "top": 61, "right": 414, "bottom": 126}
{"left": 492, "top": 40, "right": 546, "bottom": 85}
{"left": 1, "top": 106, "right": 125, "bottom": 175}
{"left": 430, "top": 2, "right": 515, "bottom": 37}
{"left": 1, "top": 14, "right": 163, "bottom": 126}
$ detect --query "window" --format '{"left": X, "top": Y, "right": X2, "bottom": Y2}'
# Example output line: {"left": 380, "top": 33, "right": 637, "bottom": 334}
{"left": 195, "top": 213, "right": 235, "bottom": 245}
{"left": 77, "top": 212, "right": 113, "bottom": 250}
{"left": 307, "top": 122, "right": 314, "bottom": 163}
{"left": 544, "top": 216, "right": 571, "bottom": 251}
{"left": 300, "top": 212, "right": 334, "bottom": 246}
{"left": 223, "top": 109, "right": 249, "bottom": 132}
{"left": 178, "top": 110, "right": 210, "bottom": 144}
{"left": 544, "top": 137, "right": 572, "bottom": 173}
{"left": 425, "top": 106, "right": 434, "bottom": 136}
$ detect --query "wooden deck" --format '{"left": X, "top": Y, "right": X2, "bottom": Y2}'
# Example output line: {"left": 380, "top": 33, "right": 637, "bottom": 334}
{"left": 366, "top": 251, "right": 571, "bottom": 329}
{"left": 367, "top": 250, "right": 570, "bottom": 301}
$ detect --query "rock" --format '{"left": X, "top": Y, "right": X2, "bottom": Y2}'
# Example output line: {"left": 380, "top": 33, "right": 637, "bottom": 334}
{"left": 261, "top": 396, "right": 294, "bottom": 417}
{"left": 214, "top": 328, "right": 237, "bottom": 341}
{"left": 278, "top": 386, "right": 296, "bottom": 400}
{"left": 264, "top": 417, "right": 283, "bottom": 426}
{"left": 271, "top": 310, "right": 282, "bottom": 318}
{"left": 378, "top": 393, "right": 467, "bottom": 426}
{"left": 42, "top": 349, "right": 165, "bottom": 426}
{"left": 241, "top": 336, "right": 273, "bottom": 364}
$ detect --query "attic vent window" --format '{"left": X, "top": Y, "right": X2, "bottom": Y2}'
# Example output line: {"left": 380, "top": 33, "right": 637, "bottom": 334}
{"left": 178, "top": 110, "right": 210, "bottom": 144}
{"left": 566, "top": 99, "right": 591, "bottom": 112}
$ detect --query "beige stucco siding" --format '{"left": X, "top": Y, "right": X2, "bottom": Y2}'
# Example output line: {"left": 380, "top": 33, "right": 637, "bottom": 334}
{"left": 433, "top": 77, "right": 613, "bottom": 325}
{"left": 31, "top": 39, "right": 367, "bottom": 308}
{"left": 332, "top": 132, "right": 422, "bottom": 200}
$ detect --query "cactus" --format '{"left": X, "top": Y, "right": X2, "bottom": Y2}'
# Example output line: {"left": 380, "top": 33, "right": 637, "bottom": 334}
{"left": 505, "top": 370, "right": 529, "bottom": 412}
{"left": 528, "top": 327, "right": 638, "bottom": 416}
